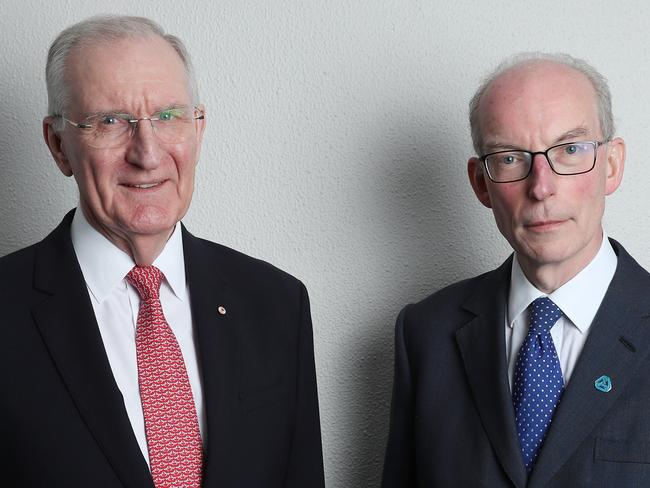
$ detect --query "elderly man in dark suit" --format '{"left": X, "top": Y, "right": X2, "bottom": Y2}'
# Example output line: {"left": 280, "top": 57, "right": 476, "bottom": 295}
{"left": 382, "top": 53, "right": 650, "bottom": 487}
{"left": 0, "top": 15, "right": 324, "bottom": 487}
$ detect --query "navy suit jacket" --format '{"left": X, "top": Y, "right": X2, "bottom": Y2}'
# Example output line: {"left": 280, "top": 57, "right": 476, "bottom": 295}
{"left": 0, "top": 210, "right": 325, "bottom": 487}
{"left": 382, "top": 239, "right": 650, "bottom": 487}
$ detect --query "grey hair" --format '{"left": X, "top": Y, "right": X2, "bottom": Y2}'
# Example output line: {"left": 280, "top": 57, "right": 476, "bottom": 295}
{"left": 46, "top": 15, "right": 198, "bottom": 127}
{"left": 468, "top": 52, "right": 614, "bottom": 155}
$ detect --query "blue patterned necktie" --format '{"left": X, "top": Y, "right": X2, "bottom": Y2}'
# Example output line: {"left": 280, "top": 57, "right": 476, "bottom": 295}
{"left": 512, "top": 297, "right": 564, "bottom": 473}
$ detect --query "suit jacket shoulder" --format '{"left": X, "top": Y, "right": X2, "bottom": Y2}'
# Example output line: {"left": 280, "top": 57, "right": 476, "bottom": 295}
{"left": 0, "top": 241, "right": 38, "bottom": 299}
{"left": 0, "top": 212, "right": 78, "bottom": 309}
{"left": 397, "top": 256, "right": 512, "bottom": 359}
{"left": 182, "top": 228, "right": 304, "bottom": 297}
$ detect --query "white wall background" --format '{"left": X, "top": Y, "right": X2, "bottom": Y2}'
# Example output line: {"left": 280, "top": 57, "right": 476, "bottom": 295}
{"left": 1, "top": 1, "right": 649, "bottom": 486}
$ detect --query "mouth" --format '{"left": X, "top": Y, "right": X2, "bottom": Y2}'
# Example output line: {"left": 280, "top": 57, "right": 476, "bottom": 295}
{"left": 525, "top": 219, "right": 566, "bottom": 231}
{"left": 122, "top": 180, "right": 166, "bottom": 190}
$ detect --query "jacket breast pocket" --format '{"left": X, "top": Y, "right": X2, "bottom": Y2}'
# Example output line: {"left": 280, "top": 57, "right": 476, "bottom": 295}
{"left": 595, "top": 438, "right": 650, "bottom": 464}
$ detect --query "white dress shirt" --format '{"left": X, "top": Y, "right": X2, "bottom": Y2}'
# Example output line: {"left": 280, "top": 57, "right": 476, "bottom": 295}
{"left": 506, "top": 233, "right": 617, "bottom": 389}
{"left": 70, "top": 208, "right": 205, "bottom": 467}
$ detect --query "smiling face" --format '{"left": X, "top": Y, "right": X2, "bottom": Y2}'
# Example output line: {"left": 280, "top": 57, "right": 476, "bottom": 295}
{"left": 45, "top": 35, "right": 205, "bottom": 259}
{"left": 468, "top": 61, "right": 625, "bottom": 291}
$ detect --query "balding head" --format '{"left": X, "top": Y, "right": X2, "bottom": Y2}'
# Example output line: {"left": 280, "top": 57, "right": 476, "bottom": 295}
{"left": 469, "top": 53, "right": 614, "bottom": 155}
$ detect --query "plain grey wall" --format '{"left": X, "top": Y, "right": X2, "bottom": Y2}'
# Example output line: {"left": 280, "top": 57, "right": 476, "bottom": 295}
{"left": 2, "top": 1, "right": 649, "bottom": 486}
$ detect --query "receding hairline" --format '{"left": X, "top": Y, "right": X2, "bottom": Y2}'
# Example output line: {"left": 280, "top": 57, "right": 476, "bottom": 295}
{"left": 485, "top": 58, "right": 597, "bottom": 93}
{"left": 469, "top": 53, "right": 614, "bottom": 155}
{"left": 66, "top": 29, "right": 170, "bottom": 54}
{"left": 60, "top": 34, "right": 195, "bottom": 118}
{"left": 488, "top": 59, "right": 600, "bottom": 137}
{"left": 482, "top": 59, "right": 599, "bottom": 125}
{"left": 65, "top": 32, "right": 187, "bottom": 74}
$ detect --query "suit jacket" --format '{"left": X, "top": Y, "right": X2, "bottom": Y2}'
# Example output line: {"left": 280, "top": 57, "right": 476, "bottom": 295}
{"left": 0, "top": 210, "right": 325, "bottom": 487}
{"left": 382, "top": 239, "right": 650, "bottom": 487}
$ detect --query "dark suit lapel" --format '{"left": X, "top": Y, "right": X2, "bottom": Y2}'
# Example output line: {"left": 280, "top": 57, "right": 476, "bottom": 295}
{"left": 182, "top": 227, "right": 240, "bottom": 485}
{"left": 455, "top": 256, "right": 527, "bottom": 488}
{"left": 30, "top": 212, "right": 153, "bottom": 488}
{"left": 529, "top": 242, "right": 650, "bottom": 488}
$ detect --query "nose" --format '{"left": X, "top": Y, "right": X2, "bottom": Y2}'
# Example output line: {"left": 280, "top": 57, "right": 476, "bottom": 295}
{"left": 527, "top": 153, "right": 557, "bottom": 201}
{"left": 125, "top": 119, "right": 162, "bottom": 170}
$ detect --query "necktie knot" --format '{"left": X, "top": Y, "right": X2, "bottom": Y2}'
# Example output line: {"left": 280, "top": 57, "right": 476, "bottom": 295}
{"left": 126, "top": 265, "right": 164, "bottom": 301}
{"left": 528, "top": 296, "right": 562, "bottom": 335}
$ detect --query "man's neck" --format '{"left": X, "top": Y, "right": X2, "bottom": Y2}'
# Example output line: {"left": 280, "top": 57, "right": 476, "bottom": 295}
{"left": 115, "top": 233, "right": 171, "bottom": 266}
{"left": 516, "top": 232, "right": 605, "bottom": 294}
{"left": 80, "top": 207, "right": 174, "bottom": 266}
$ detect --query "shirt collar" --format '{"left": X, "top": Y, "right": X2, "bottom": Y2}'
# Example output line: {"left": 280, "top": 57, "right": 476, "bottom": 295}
{"left": 507, "top": 232, "right": 617, "bottom": 332}
{"left": 70, "top": 208, "right": 187, "bottom": 303}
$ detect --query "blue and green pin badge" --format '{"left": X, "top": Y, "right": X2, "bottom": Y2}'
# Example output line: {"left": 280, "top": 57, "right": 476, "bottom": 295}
{"left": 594, "top": 375, "right": 612, "bottom": 393}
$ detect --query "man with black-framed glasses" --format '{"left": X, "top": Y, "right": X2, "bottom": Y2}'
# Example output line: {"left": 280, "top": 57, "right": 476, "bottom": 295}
{"left": 1, "top": 15, "right": 324, "bottom": 487}
{"left": 383, "top": 53, "right": 650, "bottom": 487}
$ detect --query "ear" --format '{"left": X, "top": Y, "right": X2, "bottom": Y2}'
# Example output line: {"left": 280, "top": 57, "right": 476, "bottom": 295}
{"left": 43, "top": 117, "right": 73, "bottom": 177}
{"left": 603, "top": 137, "right": 625, "bottom": 195}
{"left": 468, "top": 156, "right": 493, "bottom": 208}
{"left": 192, "top": 104, "right": 207, "bottom": 165}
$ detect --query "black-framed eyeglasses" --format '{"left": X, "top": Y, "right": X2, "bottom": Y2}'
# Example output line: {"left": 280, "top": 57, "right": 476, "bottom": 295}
{"left": 480, "top": 140, "right": 606, "bottom": 183}
{"left": 54, "top": 106, "right": 205, "bottom": 149}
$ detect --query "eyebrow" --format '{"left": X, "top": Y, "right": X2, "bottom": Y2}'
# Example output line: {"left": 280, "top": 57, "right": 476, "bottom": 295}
{"left": 553, "top": 127, "right": 591, "bottom": 143}
{"left": 81, "top": 104, "right": 190, "bottom": 119}
{"left": 80, "top": 110, "right": 132, "bottom": 120}
{"left": 482, "top": 141, "right": 519, "bottom": 153}
{"left": 482, "top": 126, "right": 594, "bottom": 154}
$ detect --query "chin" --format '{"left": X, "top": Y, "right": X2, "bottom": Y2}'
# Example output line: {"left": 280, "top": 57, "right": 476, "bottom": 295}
{"left": 122, "top": 207, "right": 181, "bottom": 237}
{"left": 518, "top": 241, "right": 579, "bottom": 267}
{"left": 130, "top": 222, "right": 177, "bottom": 237}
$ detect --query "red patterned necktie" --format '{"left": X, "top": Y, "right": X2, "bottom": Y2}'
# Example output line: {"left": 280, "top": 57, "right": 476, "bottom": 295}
{"left": 126, "top": 265, "right": 203, "bottom": 487}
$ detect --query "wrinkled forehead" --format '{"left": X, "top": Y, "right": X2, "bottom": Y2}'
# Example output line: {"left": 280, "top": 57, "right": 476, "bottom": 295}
{"left": 64, "top": 35, "right": 192, "bottom": 112}
{"left": 478, "top": 61, "right": 601, "bottom": 150}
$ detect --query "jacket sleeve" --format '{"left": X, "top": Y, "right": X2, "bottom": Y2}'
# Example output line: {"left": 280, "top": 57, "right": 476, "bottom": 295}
{"left": 381, "top": 305, "right": 416, "bottom": 487}
{"left": 284, "top": 283, "right": 325, "bottom": 487}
